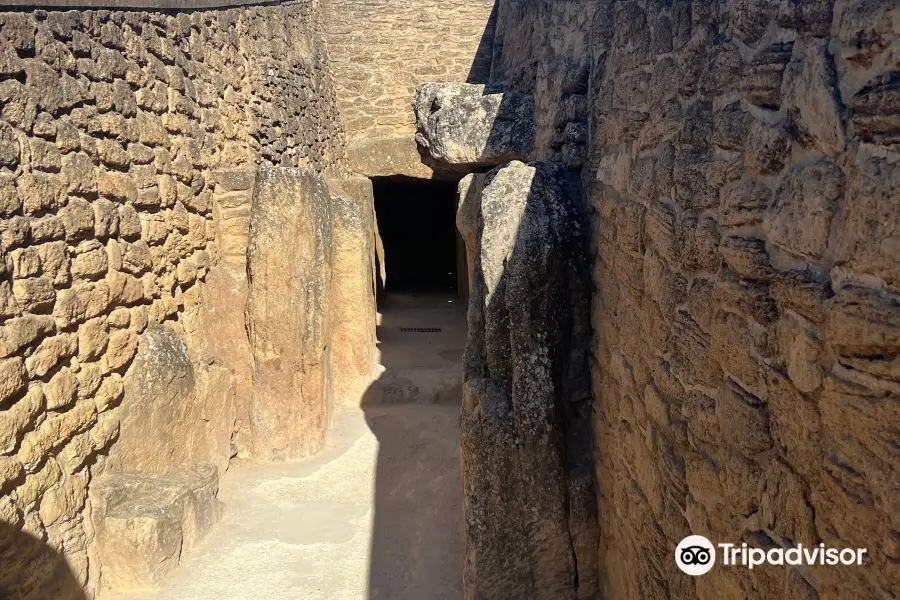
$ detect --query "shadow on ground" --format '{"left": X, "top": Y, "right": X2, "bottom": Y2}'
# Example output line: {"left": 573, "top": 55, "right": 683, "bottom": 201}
{"left": 361, "top": 293, "right": 467, "bottom": 600}
{"left": 0, "top": 522, "right": 87, "bottom": 600}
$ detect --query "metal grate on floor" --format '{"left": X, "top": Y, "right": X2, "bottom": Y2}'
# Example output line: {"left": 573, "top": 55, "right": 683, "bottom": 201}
{"left": 399, "top": 327, "right": 443, "bottom": 333}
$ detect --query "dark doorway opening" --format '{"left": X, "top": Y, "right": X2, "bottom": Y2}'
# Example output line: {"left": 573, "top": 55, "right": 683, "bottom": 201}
{"left": 373, "top": 178, "right": 459, "bottom": 295}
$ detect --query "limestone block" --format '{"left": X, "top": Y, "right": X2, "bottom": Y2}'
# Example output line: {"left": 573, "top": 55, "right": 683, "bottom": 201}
{"left": 414, "top": 83, "right": 535, "bottom": 168}
{"left": 715, "top": 379, "right": 772, "bottom": 456}
{"left": 0, "top": 173, "right": 21, "bottom": 216}
{"left": 92, "top": 198, "right": 119, "bottom": 239}
{"left": 90, "top": 464, "right": 223, "bottom": 590}
{"left": 59, "top": 197, "right": 95, "bottom": 242}
{"left": 98, "top": 171, "right": 136, "bottom": 203}
{"left": 117, "top": 204, "right": 141, "bottom": 240}
{"left": 77, "top": 317, "right": 108, "bottom": 361}
{"left": 8, "top": 247, "right": 40, "bottom": 280}
{"left": 345, "top": 135, "right": 437, "bottom": 179}
{"left": 37, "top": 241, "right": 71, "bottom": 286}
{"left": 12, "top": 277, "right": 55, "bottom": 313}
{"left": 782, "top": 38, "right": 846, "bottom": 156}
{"left": 70, "top": 241, "right": 108, "bottom": 281}
{"left": 832, "top": 148, "right": 900, "bottom": 286}
{"left": 765, "top": 159, "right": 845, "bottom": 260}
{"left": 246, "top": 167, "right": 333, "bottom": 461}
{"left": 459, "top": 161, "right": 596, "bottom": 599}
{"left": 744, "top": 120, "right": 790, "bottom": 176}
{"left": 456, "top": 172, "right": 487, "bottom": 303}
{"left": 105, "top": 325, "right": 234, "bottom": 476}
{"left": 30, "top": 217, "right": 64, "bottom": 247}
{"left": 106, "top": 270, "right": 143, "bottom": 306}
{"left": 0, "top": 315, "right": 55, "bottom": 357}
{"left": 0, "top": 121, "right": 19, "bottom": 168}
{"left": 25, "top": 333, "right": 76, "bottom": 378}
{"left": 0, "top": 385, "right": 41, "bottom": 455}
{"left": 327, "top": 176, "right": 376, "bottom": 406}
{"left": 76, "top": 364, "right": 101, "bottom": 399}
{"left": 740, "top": 42, "right": 792, "bottom": 109}
{"left": 44, "top": 367, "right": 77, "bottom": 411}
{"left": 718, "top": 235, "right": 772, "bottom": 281}
{"left": 19, "top": 171, "right": 65, "bottom": 215}
{"left": 95, "top": 374, "right": 123, "bottom": 412}
{"left": 2, "top": 216, "right": 31, "bottom": 251}
{"left": 30, "top": 139, "right": 61, "bottom": 172}
{"left": 720, "top": 179, "right": 770, "bottom": 228}
{"left": 0, "top": 357, "right": 26, "bottom": 405}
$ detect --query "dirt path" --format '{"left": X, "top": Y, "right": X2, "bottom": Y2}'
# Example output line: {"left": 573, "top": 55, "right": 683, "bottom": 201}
{"left": 106, "top": 294, "right": 467, "bottom": 600}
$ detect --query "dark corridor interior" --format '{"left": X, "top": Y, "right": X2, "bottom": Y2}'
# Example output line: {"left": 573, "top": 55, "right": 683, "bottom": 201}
{"left": 373, "top": 179, "right": 459, "bottom": 295}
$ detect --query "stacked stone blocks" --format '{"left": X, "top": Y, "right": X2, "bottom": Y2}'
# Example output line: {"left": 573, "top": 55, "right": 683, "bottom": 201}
{"left": 0, "top": 4, "right": 346, "bottom": 597}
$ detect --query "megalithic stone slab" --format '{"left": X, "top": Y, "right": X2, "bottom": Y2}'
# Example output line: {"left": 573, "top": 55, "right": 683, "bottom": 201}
{"left": 89, "top": 464, "right": 223, "bottom": 590}
{"left": 246, "top": 167, "right": 334, "bottom": 461}
{"left": 327, "top": 174, "right": 377, "bottom": 406}
{"left": 108, "top": 324, "right": 236, "bottom": 478}
{"left": 459, "top": 160, "right": 597, "bottom": 599}
{"left": 414, "top": 83, "right": 535, "bottom": 168}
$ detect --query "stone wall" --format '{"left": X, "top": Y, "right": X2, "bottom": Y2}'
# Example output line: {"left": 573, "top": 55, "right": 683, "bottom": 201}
{"left": 323, "top": 0, "right": 496, "bottom": 177}
{"left": 0, "top": 3, "right": 350, "bottom": 597}
{"left": 488, "top": 0, "right": 899, "bottom": 598}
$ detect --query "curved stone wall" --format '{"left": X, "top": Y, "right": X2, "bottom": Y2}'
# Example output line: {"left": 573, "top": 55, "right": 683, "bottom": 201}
{"left": 489, "top": 0, "right": 899, "bottom": 598}
{"left": 0, "top": 3, "right": 348, "bottom": 596}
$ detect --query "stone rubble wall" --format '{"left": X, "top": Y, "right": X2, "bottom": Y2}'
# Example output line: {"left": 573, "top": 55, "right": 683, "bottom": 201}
{"left": 491, "top": 0, "right": 899, "bottom": 598}
{"left": 0, "top": 3, "right": 348, "bottom": 597}
{"left": 323, "top": 0, "right": 497, "bottom": 177}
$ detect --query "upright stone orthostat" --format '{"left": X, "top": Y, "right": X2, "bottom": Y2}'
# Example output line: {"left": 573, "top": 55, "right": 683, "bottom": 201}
{"left": 246, "top": 167, "right": 334, "bottom": 461}
{"left": 459, "top": 160, "right": 597, "bottom": 600}
{"left": 326, "top": 175, "right": 378, "bottom": 406}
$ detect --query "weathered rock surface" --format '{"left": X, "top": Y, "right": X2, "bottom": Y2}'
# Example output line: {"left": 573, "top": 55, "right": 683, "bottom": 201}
{"left": 520, "top": 0, "right": 899, "bottom": 597}
{"left": 414, "top": 83, "right": 535, "bottom": 168}
{"left": 106, "top": 325, "right": 236, "bottom": 477}
{"left": 459, "top": 160, "right": 596, "bottom": 599}
{"left": 457, "top": 172, "right": 487, "bottom": 306}
{"left": 90, "top": 464, "right": 222, "bottom": 590}
{"left": 327, "top": 174, "right": 377, "bottom": 406}
{"left": 204, "top": 169, "right": 256, "bottom": 457}
{"left": 246, "top": 167, "right": 334, "bottom": 461}
{"left": 345, "top": 135, "right": 439, "bottom": 180}
{"left": 0, "top": 3, "right": 346, "bottom": 597}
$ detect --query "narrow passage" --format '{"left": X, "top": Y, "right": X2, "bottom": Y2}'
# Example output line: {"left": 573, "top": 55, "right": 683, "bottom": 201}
{"left": 104, "top": 178, "right": 469, "bottom": 600}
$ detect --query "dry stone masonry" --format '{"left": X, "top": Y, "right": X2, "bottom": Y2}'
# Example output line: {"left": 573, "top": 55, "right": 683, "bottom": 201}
{"left": 0, "top": 3, "right": 377, "bottom": 598}
{"left": 324, "top": 0, "right": 497, "bottom": 178}
{"left": 470, "top": 0, "right": 899, "bottom": 599}
{"left": 416, "top": 0, "right": 899, "bottom": 599}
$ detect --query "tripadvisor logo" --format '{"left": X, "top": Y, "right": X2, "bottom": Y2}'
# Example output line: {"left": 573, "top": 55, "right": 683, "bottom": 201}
{"left": 675, "top": 535, "right": 868, "bottom": 576}
{"left": 676, "top": 535, "right": 716, "bottom": 576}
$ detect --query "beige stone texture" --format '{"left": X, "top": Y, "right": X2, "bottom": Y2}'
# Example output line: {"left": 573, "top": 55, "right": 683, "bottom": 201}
{"left": 0, "top": 3, "right": 347, "bottom": 598}
{"left": 481, "top": 0, "right": 900, "bottom": 598}
{"left": 326, "top": 175, "right": 377, "bottom": 406}
{"left": 458, "top": 161, "right": 596, "bottom": 600}
{"left": 89, "top": 464, "right": 222, "bottom": 590}
{"left": 245, "top": 167, "right": 334, "bottom": 461}
{"left": 104, "top": 325, "right": 235, "bottom": 478}
{"left": 324, "top": 0, "right": 496, "bottom": 177}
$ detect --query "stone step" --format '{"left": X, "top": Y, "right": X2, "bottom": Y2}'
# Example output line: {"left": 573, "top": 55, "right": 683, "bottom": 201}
{"left": 89, "top": 464, "right": 223, "bottom": 591}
